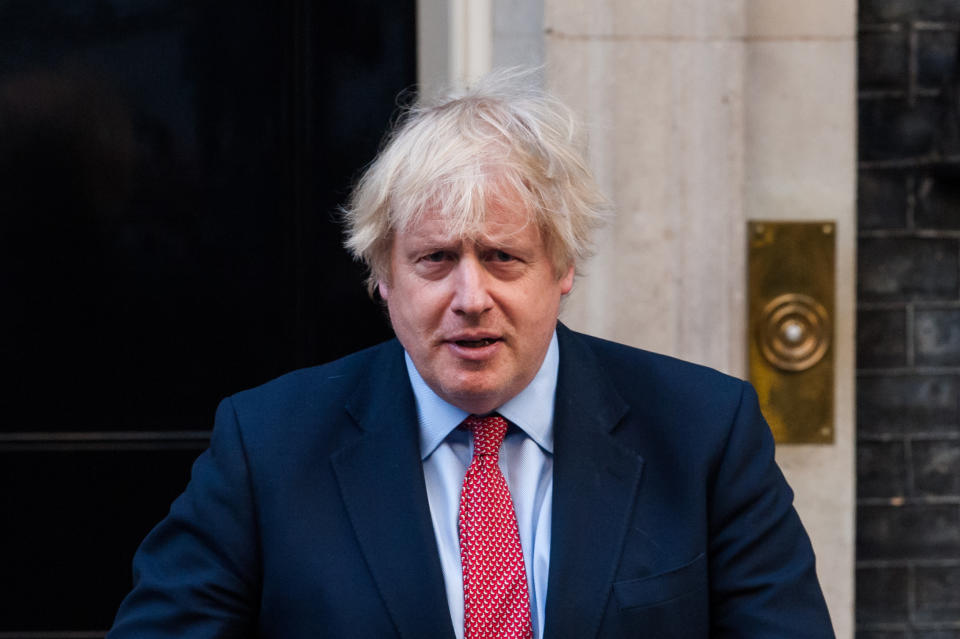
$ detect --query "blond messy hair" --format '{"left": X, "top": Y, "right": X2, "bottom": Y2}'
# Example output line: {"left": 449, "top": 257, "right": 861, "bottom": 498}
{"left": 342, "top": 68, "right": 609, "bottom": 296}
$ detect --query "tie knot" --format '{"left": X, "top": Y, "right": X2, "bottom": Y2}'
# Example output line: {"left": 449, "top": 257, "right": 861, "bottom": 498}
{"left": 463, "top": 414, "right": 508, "bottom": 458}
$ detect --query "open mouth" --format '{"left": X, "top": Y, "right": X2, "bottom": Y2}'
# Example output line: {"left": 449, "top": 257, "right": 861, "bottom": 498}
{"left": 455, "top": 338, "right": 499, "bottom": 348}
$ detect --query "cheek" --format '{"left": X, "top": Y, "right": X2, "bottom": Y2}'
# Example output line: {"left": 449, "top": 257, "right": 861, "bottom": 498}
{"left": 387, "top": 298, "right": 414, "bottom": 332}
{"left": 387, "top": 290, "right": 440, "bottom": 338}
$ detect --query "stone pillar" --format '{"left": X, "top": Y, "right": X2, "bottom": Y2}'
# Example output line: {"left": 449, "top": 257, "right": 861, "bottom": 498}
{"left": 417, "top": 0, "right": 493, "bottom": 94}
{"left": 546, "top": 1, "right": 855, "bottom": 635}
{"left": 547, "top": 2, "right": 747, "bottom": 373}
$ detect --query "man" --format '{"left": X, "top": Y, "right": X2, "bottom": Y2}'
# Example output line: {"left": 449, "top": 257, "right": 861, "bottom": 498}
{"left": 109, "top": 72, "right": 835, "bottom": 638}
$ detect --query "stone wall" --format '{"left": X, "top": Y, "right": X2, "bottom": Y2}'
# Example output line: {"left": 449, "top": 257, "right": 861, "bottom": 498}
{"left": 548, "top": 1, "right": 856, "bottom": 634}
{"left": 857, "top": 0, "right": 960, "bottom": 636}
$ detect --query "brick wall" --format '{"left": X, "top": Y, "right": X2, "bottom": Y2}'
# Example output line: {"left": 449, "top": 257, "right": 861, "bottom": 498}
{"left": 858, "top": 1, "right": 960, "bottom": 637}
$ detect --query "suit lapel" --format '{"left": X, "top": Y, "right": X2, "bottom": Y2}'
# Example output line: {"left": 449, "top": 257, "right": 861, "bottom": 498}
{"left": 331, "top": 341, "right": 455, "bottom": 639}
{"left": 544, "top": 326, "right": 646, "bottom": 639}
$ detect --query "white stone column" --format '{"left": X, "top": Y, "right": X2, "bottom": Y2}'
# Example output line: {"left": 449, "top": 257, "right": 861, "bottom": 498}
{"left": 419, "top": 0, "right": 544, "bottom": 95}
{"left": 417, "top": 0, "right": 493, "bottom": 95}
{"left": 546, "top": 1, "right": 855, "bottom": 635}
{"left": 547, "top": 2, "right": 748, "bottom": 374}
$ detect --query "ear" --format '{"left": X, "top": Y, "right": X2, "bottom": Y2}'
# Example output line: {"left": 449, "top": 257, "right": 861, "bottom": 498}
{"left": 559, "top": 264, "right": 575, "bottom": 296}
{"left": 377, "top": 279, "right": 390, "bottom": 301}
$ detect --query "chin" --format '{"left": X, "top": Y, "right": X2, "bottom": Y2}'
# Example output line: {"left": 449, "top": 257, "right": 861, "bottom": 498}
{"left": 442, "top": 386, "right": 503, "bottom": 415}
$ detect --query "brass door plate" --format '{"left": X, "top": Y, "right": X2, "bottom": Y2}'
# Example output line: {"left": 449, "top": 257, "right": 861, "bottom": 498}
{"left": 748, "top": 221, "right": 835, "bottom": 444}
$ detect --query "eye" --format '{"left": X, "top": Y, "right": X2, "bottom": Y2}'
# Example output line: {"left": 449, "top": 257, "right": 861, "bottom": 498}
{"left": 422, "top": 251, "right": 448, "bottom": 263}
{"left": 492, "top": 250, "right": 515, "bottom": 262}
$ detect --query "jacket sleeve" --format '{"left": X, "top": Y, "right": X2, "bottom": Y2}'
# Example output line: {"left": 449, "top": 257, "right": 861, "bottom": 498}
{"left": 108, "top": 397, "right": 260, "bottom": 638}
{"left": 707, "top": 382, "right": 835, "bottom": 638}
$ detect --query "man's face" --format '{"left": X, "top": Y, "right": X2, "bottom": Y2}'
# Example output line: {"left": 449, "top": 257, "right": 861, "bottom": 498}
{"left": 379, "top": 201, "right": 574, "bottom": 415}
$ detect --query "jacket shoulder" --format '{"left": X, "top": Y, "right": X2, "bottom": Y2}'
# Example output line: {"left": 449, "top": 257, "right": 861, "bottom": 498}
{"left": 220, "top": 339, "right": 403, "bottom": 446}
{"left": 558, "top": 326, "right": 757, "bottom": 454}
{"left": 567, "top": 329, "right": 747, "bottom": 407}
{"left": 230, "top": 339, "right": 397, "bottom": 406}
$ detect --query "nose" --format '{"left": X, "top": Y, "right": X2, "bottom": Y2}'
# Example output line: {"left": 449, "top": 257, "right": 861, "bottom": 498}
{"left": 450, "top": 255, "right": 493, "bottom": 316}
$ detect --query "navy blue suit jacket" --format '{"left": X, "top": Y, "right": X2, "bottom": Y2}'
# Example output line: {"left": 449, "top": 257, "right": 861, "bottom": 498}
{"left": 109, "top": 324, "right": 834, "bottom": 638}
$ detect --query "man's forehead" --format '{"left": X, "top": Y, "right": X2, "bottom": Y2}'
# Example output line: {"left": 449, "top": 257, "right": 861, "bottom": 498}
{"left": 397, "top": 208, "right": 540, "bottom": 246}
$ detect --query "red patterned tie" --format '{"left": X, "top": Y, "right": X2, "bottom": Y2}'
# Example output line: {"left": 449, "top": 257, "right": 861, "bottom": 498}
{"left": 459, "top": 414, "right": 533, "bottom": 639}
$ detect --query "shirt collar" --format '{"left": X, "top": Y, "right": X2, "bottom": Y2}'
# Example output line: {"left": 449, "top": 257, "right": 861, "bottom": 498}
{"left": 405, "top": 331, "right": 559, "bottom": 460}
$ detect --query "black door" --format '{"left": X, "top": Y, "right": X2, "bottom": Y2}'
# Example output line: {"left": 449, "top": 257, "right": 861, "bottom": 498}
{"left": 0, "top": 1, "right": 414, "bottom": 633}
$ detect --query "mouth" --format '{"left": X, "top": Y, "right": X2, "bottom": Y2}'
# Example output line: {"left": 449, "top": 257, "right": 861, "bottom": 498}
{"left": 454, "top": 337, "right": 500, "bottom": 348}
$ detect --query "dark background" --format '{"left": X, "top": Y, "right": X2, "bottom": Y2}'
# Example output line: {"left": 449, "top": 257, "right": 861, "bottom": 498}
{"left": 0, "top": 0, "right": 414, "bottom": 633}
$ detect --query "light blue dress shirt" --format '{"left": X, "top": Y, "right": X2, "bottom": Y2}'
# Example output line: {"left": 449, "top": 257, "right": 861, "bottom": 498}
{"left": 404, "top": 331, "right": 558, "bottom": 639}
